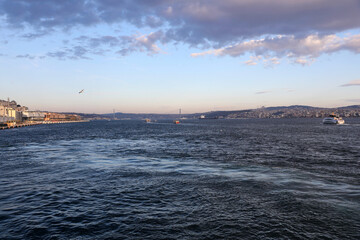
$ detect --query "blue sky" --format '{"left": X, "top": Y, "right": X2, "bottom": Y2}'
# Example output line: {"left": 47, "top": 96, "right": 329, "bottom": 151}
{"left": 0, "top": 0, "right": 359, "bottom": 114}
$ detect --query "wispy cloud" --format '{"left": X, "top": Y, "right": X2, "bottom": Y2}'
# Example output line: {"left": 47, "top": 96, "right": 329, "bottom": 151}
{"left": 244, "top": 56, "right": 262, "bottom": 66}
{"left": 244, "top": 60, "right": 258, "bottom": 66}
{"left": 340, "top": 79, "right": 360, "bottom": 87}
{"left": 256, "top": 88, "right": 295, "bottom": 94}
{"left": 283, "top": 88, "right": 295, "bottom": 92}
{"left": 256, "top": 90, "right": 272, "bottom": 95}
{"left": 12, "top": 31, "right": 167, "bottom": 60}
{"left": 116, "top": 31, "right": 165, "bottom": 56}
{"left": 22, "top": 32, "right": 49, "bottom": 40}
{"left": 345, "top": 99, "right": 360, "bottom": 103}
{"left": 16, "top": 54, "right": 36, "bottom": 59}
{"left": 46, "top": 46, "right": 92, "bottom": 60}
{"left": 294, "top": 58, "right": 315, "bottom": 66}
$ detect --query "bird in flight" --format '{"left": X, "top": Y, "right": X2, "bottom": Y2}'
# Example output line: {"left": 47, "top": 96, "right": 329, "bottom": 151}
{"left": 79, "top": 89, "right": 84, "bottom": 94}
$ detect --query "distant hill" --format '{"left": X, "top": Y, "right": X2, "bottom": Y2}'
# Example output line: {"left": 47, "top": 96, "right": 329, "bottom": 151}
{"left": 61, "top": 105, "right": 360, "bottom": 120}
{"left": 338, "top": 105, "right": 360, "bottom": 109}
{"left": 102, "top": 112, "right": 181, "bottom": 120}
{"left": 264, "top": 105, "right": 318, "bottom": 111}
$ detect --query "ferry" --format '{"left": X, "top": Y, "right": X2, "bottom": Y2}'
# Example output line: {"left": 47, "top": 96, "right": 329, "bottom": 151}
{"left": 198, "top": 115, "right": 218, "bottom": 120}
{"left": 322, "top": 114, "right": 345, "bottom": 125}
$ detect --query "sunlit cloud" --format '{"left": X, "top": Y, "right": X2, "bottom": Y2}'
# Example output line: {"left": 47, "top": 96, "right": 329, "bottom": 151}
{"left": 244, "top": 60, "right": 257, "bottom": 66}
{"left": 191, "top": 34, "right": 360, "bottom": 65}
{"left": 294, "top": 57, "right": 315, "bottom": 66}
{"left": 244, "top": 56, "right": 262, "bottom": 66}
{"left": 116, "top": 31, "right": 165, "bottom": 56}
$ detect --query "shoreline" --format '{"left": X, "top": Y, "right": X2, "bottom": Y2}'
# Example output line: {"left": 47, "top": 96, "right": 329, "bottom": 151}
{"left": 0, "top": 120, "right": 89, "bottom": 131}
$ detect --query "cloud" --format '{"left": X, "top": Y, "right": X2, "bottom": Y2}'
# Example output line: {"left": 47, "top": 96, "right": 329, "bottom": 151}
{"left": 244, "top": 56, "right": 262, "bottom": 66}
{"left": 340, "top": 79, "right": 360, "bottom": 87}
{"left": 73, "top": 31, "right": 165, "bottom": 58}
{"left": 46, "top": 51, "right": 68, "bottom": 60}
{"left": 256, "top": 90, "right": 272, "bottom": 95}
{"left": 346, "top": 99, "right": 360, "bottom": 103}
{"left": 22, "top": 32, "right": 49, "bottom": 40}
{"left": 83, "top": 36, "right": 121, "bottom": 48}
{"left": 283, "top": 88, "right": 295, "bottom": 92}
{"left": 263, "top": 57, "right": 280, "bottom": 67}
{"left": 256, "top": 88, "right": 296, "bottom": 94}
{"left": 1, "top": 0, "right": 360, "bottom": 61}
{"left": 0, "top": 0, "right": 99, "bottom": 29}
{"left": 191, "top": 34, "right": 360, "bottom": 65}
{"left": 294, "top": 57, "right": 315, "bottom": 66}
{"left": 20, "top": 31, "right": 166, "bottom": 60}
{"left": 244, "top": 60, "right": 257, "bottom": 66}
{"left": 16, "top": 54, "right": 36, "bottom": 59}
{"left": 7, "top": 31, "right": 165, "bottom": 60}
{"left": 1, "top": 0, "right": 360, "bottom": 46}
{"left": 116, "top": 31, "right": 165, "bottom": 56}
{"left": 46, "top": 46, "right": 92, "bottom": 60}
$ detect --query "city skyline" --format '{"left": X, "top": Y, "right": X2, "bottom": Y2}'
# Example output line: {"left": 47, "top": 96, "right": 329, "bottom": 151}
{"left": 1, "top": 0, "right": 360, "bottom": 114}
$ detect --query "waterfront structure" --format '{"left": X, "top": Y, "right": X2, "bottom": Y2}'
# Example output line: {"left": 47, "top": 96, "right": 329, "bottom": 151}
{"left": 22, "top": 111, "right": 46, "bottom": 121}
{"left": 0, "top": 105, "right": 15, "bottom": 123}
{"left": 44, "top": 112, "right": 82, "bottom": 122}
{"left": 322, "top": 114, "right": 345, "bottom": 124}
{"left": 0, "top": 99, "right": 25, "bottom": 123}
{"left": 1, "top": 99, "right": 82, "bottom": 126}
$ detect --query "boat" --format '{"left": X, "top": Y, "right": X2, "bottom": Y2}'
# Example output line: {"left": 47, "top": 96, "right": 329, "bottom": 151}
{"left": 322, "top": 114, "right": 345, "bottom": 125}
{"left": 174, "top": 108, "right": 181, "bottom": 124}
{"left": 198, "top": 115, "right": 218, "bottom": 120}
{"left": 144, "top": 118, "right": 151, "bottom": 123}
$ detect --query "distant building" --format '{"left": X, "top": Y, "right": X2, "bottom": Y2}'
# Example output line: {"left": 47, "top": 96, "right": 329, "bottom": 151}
{"left": 22, "top": 111, "right": 46, "bottom": 121}
{"left": 0, "top": 105, "right": 12, "bottom": 123}
{"left": 0, "top": 105, "right": 22, "bottom": 122}
{"left": 44, "top": 113, "right": 82, "bottom": 122}
{"left": 0, "top": 99, "right": 29, "bottom": 122}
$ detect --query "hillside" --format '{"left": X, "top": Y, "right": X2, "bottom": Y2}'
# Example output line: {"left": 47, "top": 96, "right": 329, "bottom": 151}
{"left": 66, "top": 105, "right": 360, "bottom": 120}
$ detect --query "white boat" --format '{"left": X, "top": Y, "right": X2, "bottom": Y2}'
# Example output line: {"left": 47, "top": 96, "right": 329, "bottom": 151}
{"left": 322, "top": 114, "right": 345, "bottom": 125}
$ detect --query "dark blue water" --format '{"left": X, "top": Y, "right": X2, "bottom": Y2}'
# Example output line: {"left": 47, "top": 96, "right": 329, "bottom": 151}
{"left": 1, "top": 119, "right": 359, "bottom": 239}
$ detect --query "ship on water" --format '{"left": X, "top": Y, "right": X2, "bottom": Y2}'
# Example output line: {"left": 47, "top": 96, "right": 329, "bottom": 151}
{"left": 322, "top": 113, "right": 345, "bottom": 125}
{"left": 199, "top": 115, "right": 218, "bottom": 119}
{"left": 173, "top": 108, "right": 181, "bottom": 124}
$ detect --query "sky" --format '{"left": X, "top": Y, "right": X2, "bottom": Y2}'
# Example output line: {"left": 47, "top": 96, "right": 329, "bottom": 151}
{"left": 0, "top": 0, "right": 360, "bottom": 114}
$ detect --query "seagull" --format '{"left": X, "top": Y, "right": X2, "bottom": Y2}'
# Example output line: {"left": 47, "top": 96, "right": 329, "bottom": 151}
{"left": 79, "top": 89, "right": 84, "bottom": 94}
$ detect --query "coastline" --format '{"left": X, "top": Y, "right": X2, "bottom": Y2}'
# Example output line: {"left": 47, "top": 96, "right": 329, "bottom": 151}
{"left": 0, "top": 120, "right": 89, "bottom": 131}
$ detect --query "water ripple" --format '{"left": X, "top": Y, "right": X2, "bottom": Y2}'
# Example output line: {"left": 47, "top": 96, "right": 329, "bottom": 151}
{"left": 1, "top": 119, "right": 359, "bottom": 239}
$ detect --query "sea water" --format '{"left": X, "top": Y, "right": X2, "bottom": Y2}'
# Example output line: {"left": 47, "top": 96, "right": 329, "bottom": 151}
{"left": 1, "top": 119, "right": 359, "bottom": 239}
